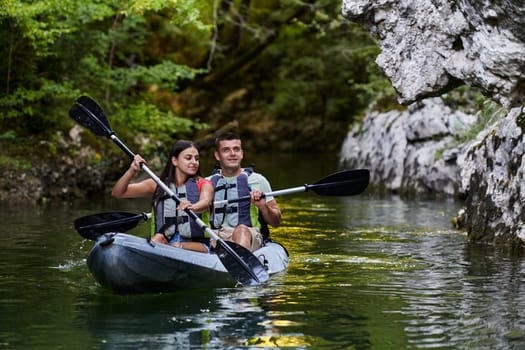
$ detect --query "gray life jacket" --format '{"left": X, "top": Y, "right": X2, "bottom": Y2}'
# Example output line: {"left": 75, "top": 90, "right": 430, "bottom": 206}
{"left": 209, "top": 168, "right": 256, "bottom": 229}
{"left": 153, "top": 178, "right": 205, "bottom": 240}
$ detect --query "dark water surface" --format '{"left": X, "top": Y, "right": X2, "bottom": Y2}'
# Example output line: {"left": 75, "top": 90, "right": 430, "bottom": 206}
{"left": 2, "top": 153, "right": 525, "bottom": 349}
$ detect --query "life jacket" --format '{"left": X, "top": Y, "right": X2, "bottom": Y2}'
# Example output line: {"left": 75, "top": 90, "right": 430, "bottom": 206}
{"left": 210, "top": 168, "right": 254, "bottom": 229}
{"left": 153, "top": 178, "right": 205, "bottom": 240}
{"left": 209, "top": 167, "right": 271, "bottom": 240}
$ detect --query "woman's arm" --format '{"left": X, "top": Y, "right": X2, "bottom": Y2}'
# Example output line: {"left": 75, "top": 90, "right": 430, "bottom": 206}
{"left": 111, "top": 155, "right": 157, "bottom": 198}
{"left": 178, "top": 179, "right": 213, "bottom": 213}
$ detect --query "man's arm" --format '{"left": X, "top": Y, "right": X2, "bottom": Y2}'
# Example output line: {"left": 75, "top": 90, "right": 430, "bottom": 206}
{"left": 249, "top": 173, "right": 281, "bottom": 227}
{"left": 257, "top": 197, "right": 281, "bottom": 227}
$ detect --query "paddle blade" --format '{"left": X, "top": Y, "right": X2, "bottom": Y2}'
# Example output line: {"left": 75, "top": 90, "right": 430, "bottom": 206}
{"left": 215, "top": 240, "right": 270, "bottom": 285}
{"left": 310, "top": 169, "right": 370, "bottom": 196}
{"left": 74, "top": 211, "right": 148, "bottom": 240}
{"left": 69, "top": 96, "right": 112, "bottom": 137}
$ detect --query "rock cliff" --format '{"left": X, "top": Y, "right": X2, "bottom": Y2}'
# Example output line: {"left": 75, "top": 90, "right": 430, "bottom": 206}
{"left": 340, "top": 0, "right": 525, "bottom": 242}
{"left": 340, "top": 97, "right": 477, "bottom": 197}
{"left": 342, "top": 0, "right": 524, "bottom": 109}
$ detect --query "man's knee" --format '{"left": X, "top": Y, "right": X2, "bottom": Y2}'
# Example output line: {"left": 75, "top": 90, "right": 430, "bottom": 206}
{"left": 233, "top": 224, "right": 251, "bottom": 240}
{"left": 151, "top": 233, "right": 168, "bottom": 244}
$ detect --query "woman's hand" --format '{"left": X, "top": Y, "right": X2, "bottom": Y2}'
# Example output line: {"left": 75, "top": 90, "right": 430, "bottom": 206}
{"left": 130, "top": 154, "right": 146, "bottom": 173}
{"left": 177, "top": 200, "right": 192, "bottom": 211}
{"left": 112, "top": 154, "right": 156, "bottom": 198}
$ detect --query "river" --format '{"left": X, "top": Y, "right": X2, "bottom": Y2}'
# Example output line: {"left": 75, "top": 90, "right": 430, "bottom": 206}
{"left": 1, "top": 153, "right": 525, "bottom": 349}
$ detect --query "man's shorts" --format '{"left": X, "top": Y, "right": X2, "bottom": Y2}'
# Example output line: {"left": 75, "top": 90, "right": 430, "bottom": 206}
{"left": 213, "top": 226, "right": 263, "bottom": 252}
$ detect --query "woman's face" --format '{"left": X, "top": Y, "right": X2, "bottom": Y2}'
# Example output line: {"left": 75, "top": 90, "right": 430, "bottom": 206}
{"left": 172, "top": 146, "right": 199, "bottom": 177}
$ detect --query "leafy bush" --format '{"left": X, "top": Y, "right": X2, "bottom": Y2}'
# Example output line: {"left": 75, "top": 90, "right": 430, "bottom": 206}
{"left": 0, "top": 0, "right": 210, "bottom": 151}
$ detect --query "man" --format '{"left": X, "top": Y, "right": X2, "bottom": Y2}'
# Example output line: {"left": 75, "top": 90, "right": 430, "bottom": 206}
{"left": 208, "top": 132, "right": 281, "bottom": 251}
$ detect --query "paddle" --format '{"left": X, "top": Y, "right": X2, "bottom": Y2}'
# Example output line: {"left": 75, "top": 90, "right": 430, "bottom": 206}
{"left": 69, "top": 95, "right": 269, "bottom": 286}
{"left": 74, "top": 211, "right": 151, "bottom": 241}
{"left": 214, "top": 169, "right": 369, "bottom": 206}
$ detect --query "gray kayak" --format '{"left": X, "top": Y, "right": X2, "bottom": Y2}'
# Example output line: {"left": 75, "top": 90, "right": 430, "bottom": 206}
{"left": 87, "top": 233, "right": 289, "bottom": 293}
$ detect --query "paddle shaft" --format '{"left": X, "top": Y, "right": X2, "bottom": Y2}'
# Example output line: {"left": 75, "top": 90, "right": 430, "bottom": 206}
{"left": 80, "top": 212, "right": 152, "bottom": 231}
{"left": 213, "top": 178, "right": 365, "bottom": 206}
{"left": 214, "top": 186, "right": 306, "bottom": 206}
{"left": 74, "top": 211, "right": 152, "bottom": 240}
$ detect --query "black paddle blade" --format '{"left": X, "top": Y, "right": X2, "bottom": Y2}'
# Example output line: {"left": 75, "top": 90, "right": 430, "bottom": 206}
{"left": 69, "top": 96, "right": 112, "bottom": 137}
{"left": 215, "top": 240, "right": 270, "bottom": 285}
{"left": 310, "top": 169, "right": 370, "bottom": 196}
{"left": 74, "top": 211, "right": 148, "bottom": 240}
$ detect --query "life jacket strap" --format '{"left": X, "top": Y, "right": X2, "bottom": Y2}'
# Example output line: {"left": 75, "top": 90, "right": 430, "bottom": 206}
{"left": 164, "top": 216, "right": 189, "bottom": 225}
{"left": 213, "top": 206, "right": 238, "bottom": 215}
{"left": 214, "top": 182, "right": 237, "bottom": 192}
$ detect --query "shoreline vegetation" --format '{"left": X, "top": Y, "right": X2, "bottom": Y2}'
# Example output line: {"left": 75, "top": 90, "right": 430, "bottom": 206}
{"left": 0, "top": 1, "right": 498, "bottom": 206}
{"left": 1, "top": 1, "right": 395, "bottom": 202}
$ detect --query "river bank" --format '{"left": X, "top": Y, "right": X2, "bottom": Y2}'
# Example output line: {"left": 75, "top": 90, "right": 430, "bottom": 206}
{"left": 0, "top": 135, "right": 342, "bottom": 204}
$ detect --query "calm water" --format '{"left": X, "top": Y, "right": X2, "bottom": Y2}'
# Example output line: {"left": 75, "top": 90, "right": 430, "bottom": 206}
{"left": 2, "top": 153, "right": 525, "bottom": 349}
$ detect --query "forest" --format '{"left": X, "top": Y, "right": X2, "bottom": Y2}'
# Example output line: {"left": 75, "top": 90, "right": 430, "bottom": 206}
{"left": 1, "top": 0, "right": 397, "bottom": 174}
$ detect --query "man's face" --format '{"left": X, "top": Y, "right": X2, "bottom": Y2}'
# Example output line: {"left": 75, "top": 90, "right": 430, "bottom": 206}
{"left": 215, "top": 139, "right": 243, "bottom": 171}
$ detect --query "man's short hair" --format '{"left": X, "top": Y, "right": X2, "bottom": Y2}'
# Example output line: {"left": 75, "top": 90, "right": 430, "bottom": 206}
{"left": 214, "top": 131, "right": 241, "bottom": 149}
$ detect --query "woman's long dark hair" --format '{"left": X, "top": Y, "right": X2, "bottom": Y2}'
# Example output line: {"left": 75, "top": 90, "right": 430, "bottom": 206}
{"left": 152, "top": 140, "right": 199, "bottom": 204}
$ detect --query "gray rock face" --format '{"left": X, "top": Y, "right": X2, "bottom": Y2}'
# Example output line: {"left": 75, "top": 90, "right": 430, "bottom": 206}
{"left": 342, "top": 0, "right": 525, "bottom": 109}
{"left": 459, "top": 106, "right": 525, "bottom": 241}
{"left": 340, "top": 0, "right": 525, "bottom": 242}
{"left": 340, "top": 98, "right": 476, "bottom": 196}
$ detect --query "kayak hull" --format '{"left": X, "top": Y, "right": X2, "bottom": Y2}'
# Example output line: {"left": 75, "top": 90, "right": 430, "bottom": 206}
{"left": 86, "top": 233, "right": 289, "bottom": 293}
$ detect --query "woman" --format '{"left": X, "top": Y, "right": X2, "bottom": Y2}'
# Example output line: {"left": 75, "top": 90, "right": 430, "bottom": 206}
{"left": 111, "top": 140, "right": 213, "bottom": 253}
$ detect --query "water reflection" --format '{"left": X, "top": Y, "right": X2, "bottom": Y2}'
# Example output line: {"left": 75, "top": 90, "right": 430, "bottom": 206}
{"left": 78, "top": 287, "right": 312, "bottom": 349}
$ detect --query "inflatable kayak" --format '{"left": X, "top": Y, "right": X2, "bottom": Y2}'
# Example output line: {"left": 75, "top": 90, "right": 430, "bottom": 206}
{"left": 87, "top": 232, "right": 289, "bottom": 294}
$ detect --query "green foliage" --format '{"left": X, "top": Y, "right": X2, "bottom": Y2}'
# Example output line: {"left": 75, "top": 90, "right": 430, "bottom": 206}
{"left": 0, "top": 0, "right": 210, "bottom": 151}
{"left": 2, "top": 0, "right": 78, "bottom": 57}
{"left": 441, "top": 85, "right": 489, "bottom": 112}
{"left": 111, "top": 100, "right": 209, "bottom": 154}
{"left": 462, "top": 99, "right": 507, "bottom": 141}
{"left": 1, "top": 0, "right": 397, "bottom": 155}
{"left": 195, "top": 0, "right": 398, "bottom": 150}
{"left": 0, "top": 130, "right": 17, "bottom": 141}
{"left": 0, "top": 154, "right": 32, "bottom": 171}
{"left": 352, "top": 53, "right": 400, "bottom": 114}
{"left": 435, "top": 94, "right": 507, "bottom": 160}
{"left": 444, "top": 88, "right": 506, "bottom": 145}
{"left": 127, "top": 61, "right": 206, "bottom": 91}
